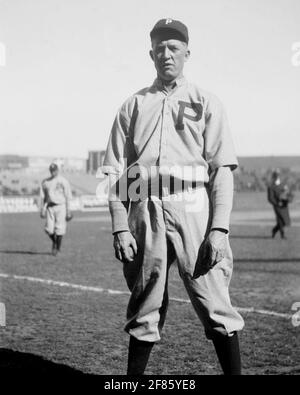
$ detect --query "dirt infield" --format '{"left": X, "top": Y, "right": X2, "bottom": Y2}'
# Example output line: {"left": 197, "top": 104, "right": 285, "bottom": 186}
{"left": 0, "top": 208, "right": 299, "bottom": 375}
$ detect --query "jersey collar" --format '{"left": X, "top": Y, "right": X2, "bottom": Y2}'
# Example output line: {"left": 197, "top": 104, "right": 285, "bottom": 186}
{"left": 153, "top": 76, "right": 187, "bottom": 90}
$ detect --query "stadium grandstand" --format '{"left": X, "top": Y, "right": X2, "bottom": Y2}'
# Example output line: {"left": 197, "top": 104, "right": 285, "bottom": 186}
{"left": 0, "top": 154, "right": 299, "bottom": 212}
{"left": 0, "top": 153, "right": 108, "bottom": 213}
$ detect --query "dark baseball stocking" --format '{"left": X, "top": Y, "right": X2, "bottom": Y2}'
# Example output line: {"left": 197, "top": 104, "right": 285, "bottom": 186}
{"left": 50, "top": 233, "right": 57, "bottom": 256}
{"left": 56, "top": 235, "right": 63, "bottom": 251}
{"left": 272, "top": 224, "right": 280, "bottom": 238}
{"left": 127, "top": 336, "right": 154, "bottom": 375}
{"left": 279, "top": 226, "right": 286, "bottom": 239}
{"left": 47, "top": 232, "right": 55, "bottom": 243}
{"left": 212, "top": 332, "right": 241, "bottom": 375}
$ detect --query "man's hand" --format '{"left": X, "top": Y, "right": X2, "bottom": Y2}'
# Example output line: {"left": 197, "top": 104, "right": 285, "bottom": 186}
{"left": 206, "top": 229, "right": 227, "bottom": 267}
{"left": 40, "top": 209, "right": 46, "bottom": 219}
{"left": 66, "top": 211, "right": 73, "bottom": 221}
{"left": 193, "top": 229, "right": 227, "bottom": 278}
{"left": 113, "top": 231, "right": 137, "bottom": 263}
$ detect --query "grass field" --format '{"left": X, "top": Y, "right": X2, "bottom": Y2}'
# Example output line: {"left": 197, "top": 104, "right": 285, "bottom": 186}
{"left": 0, "top": 192, "right": 299, "bottom": 375}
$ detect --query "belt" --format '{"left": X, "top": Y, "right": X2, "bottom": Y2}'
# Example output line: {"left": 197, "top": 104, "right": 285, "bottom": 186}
{"left": 148, "top": 179, "right": 207, "bottom": 198}
{"left": 122, "top": 176, "right": 208, "bottom": 201}
{"left": 47, "top": 202, "right": 58, "bottom": 207}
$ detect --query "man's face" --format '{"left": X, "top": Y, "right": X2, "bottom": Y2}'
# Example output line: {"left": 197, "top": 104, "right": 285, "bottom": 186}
{"left": 50, "top": 168, "right": 58, "bottom": 178}
{"left": 150, "top": 37, "right": 190, "bottom": 82}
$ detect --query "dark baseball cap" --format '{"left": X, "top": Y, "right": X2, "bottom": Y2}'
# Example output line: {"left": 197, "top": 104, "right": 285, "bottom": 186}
{"left": 49, "top": 163, "right": 58, "bottom": 171}
{"left": 272, "top": 168, "right": 280, "bottom": 177}
{"left": 150, "top": 18, "right": 189, "bottom": 44}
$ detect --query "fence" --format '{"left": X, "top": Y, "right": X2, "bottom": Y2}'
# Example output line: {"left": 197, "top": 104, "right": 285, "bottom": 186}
{"left": 0, "top": 195, "right": 108, "bottom": 213}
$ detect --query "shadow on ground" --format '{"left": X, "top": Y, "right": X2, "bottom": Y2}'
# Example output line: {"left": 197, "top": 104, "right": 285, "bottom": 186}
{"left": 231, "top": 235, "right": 271, "bottom": 239}
{"left": 235, "top": 258, "right": 300, "bottom": 263}
{"left": 0, "top": 349, "right": 95, "bottom": 375}
{"left": 0, "top": 250, "right": 51, "bottom": 256}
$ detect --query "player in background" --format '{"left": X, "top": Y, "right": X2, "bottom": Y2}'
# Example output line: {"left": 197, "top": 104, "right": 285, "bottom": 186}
{"left": 40, "top": 163, "right": 73, "bottom": 255}
{"left": 268, "top": 169, "right": 293, "bottom": 239}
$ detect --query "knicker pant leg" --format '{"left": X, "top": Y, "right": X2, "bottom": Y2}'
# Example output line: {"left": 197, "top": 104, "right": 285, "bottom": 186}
{"left": 165, "top": 187, "right": 244, "bottom": 339}
{"left": 180, "top": 247, "right": 244, "bottom": 339}
{"left": 54, "top": 204, "right": 67, "bottom": 236}
{"left": 45, "top": 206, "right": 55, "bottom": 235}
{"left": 123, "top": 199, "right": 169, "bottom": 342}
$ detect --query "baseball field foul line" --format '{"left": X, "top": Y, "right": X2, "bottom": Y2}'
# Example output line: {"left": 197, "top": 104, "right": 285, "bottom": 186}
{"left": 0, "top": 272, "right": 292, "bottom": 319}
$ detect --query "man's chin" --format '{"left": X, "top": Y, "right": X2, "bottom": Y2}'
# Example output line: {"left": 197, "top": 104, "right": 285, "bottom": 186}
{"left": 158, "top": 72, "right": 178, "bottom": 82}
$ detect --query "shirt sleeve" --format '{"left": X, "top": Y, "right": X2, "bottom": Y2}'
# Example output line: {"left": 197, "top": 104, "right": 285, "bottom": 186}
{"left": 210, "top": 166, "right": 234, "bottom": 231}
{"left": 102, "top": 102, "right": 132, "bottom": 176}
{"left": 102, "top": 99, "right": 136, "bottom": 233}
{"left": 267, "top": 186, "right": 278, "bottom": 206}
{"left": 39, "top": 183, "right": 45, "bottom": 210}
{"left": 63, "top": 179, "right": 72, "bottom": 208}
{"left": 203, "top": 95, "right": 238, "bottom": 171}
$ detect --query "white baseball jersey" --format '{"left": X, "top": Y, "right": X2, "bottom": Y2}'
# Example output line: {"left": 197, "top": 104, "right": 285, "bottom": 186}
{"left": 103, "top": 76, "right": 238, "bottom": 181}
{"left": 40, "top": 175, "right": 72, "bottom": 208}
{"left": 103, "top": 76, "right": 238, "bottom": 233}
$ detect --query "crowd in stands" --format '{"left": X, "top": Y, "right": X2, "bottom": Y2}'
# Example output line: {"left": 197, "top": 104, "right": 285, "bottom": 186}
{"left": 234, "top": 167, "right": 299, "bottom": 192}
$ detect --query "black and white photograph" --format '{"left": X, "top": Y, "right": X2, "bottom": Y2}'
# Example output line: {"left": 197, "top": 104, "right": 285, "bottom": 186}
{"left": 0, "top": 0, "right": 299, "bottom": 381}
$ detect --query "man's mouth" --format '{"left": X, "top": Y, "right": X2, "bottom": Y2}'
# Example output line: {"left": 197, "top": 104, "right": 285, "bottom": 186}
{"left": 161, "top": 63, "right": 173, "bottom": 69}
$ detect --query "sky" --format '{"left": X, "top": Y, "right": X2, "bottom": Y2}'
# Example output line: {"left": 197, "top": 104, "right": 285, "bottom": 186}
{"left": 0, "top": 0, "right": 299, "bottom": 158}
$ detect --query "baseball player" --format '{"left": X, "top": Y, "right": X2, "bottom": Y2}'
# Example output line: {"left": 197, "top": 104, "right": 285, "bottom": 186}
{"left": 267, "top": 169, "right": 293, "bottom": 239}
{"left": 103, "top": 19, "right": 244, "bottom": 375}
{"left": 40, "top": 163, "right": 73, "bottom": 255}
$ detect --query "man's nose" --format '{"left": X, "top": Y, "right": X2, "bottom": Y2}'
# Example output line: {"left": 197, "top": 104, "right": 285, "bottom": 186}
{"left": 162, "top": 47, "right": 171, "bottom": 59}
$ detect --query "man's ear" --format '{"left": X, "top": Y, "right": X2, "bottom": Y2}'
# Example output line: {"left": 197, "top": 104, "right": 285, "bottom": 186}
{"left": 149, "top": 49, "right": 154, "bottom": 61}
{"left": 184, "top": 48, "right": 191, "bottom": 62}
